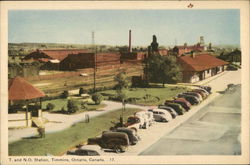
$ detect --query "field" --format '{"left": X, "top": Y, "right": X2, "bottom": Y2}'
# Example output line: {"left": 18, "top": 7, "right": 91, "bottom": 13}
{"left": 9, "top": 108, "right": 142, "bottom": 156}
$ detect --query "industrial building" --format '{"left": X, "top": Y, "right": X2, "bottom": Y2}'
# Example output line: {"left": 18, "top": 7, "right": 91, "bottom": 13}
{"left": 171, "top": 36, "right": 206, "bottom": 56}
{"left": 60, "top": 52, "right": 121, "bottom": 70}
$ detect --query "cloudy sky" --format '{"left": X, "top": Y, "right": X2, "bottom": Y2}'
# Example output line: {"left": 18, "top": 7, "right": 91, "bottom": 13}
{"left": 9, "top": 10, "right": 240, "bottom": 46}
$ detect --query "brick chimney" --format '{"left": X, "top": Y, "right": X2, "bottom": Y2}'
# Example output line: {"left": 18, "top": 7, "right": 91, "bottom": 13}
{"left": 128, "top": 30, "right": 132, "bottom": 53}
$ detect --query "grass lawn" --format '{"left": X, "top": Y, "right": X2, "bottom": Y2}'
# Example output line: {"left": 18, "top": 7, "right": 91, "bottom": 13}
{"left": 9, "top": 108, "right": 141, "bottom": 156}
{"left": 42, "top": 97, "right": 106, "bottom": 113}
{"left": 99, "top": 84, "right": 189, "bottom": 105}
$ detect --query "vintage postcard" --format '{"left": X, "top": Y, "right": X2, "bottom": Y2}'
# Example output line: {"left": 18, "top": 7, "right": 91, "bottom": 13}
{"left": 0, "top": 1, "right": 249, "bottom": 165}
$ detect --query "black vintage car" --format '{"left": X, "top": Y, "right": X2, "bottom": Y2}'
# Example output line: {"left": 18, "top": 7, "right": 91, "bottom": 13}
{"left": 114, "top": 127, "right": 140, "bottom": 145}
{"left": 88, "top": 131, "right": 129, "bottom": 153}
{"left": 200, "top": 86, "right": 212, "bottom": 94}
{"left": 66, "top": 145, "right": 103, "bottom": 156}
{"left": 157, "top": 105, "right": 178, "bottom": 118}
{"left": 164, "top": 102, "right": 186, "bottom": 115}
{"left": 177, "top": 94, "right": 199, "bottom": 105}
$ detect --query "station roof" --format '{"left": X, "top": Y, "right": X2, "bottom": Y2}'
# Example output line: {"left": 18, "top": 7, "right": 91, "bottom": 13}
{"left": 178, "top": 54, "right": 228, "bottom": 72}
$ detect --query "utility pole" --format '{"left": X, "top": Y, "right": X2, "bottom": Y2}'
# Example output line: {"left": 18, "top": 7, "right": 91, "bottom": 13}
{"left": 92, "top": 31, "right": 97, "bottom": 93}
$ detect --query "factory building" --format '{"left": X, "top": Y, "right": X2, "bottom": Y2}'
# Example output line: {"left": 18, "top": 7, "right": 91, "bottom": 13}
{"left": 60, "top": 52, "right": 121, "bottom": 70}
{"left": 171, "top": 36, "right": 205, "bottom": 56}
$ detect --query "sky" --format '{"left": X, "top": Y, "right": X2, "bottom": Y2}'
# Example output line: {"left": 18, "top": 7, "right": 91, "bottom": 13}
{"left": 8, "top": 10, "right": 240, "bottom": 46}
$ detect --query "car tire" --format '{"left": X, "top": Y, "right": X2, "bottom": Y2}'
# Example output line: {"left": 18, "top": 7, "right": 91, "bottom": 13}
{"left": 161, "top": 118, "right": 167, "bottom": 122}
{"left": 114, "top": 145, "right": 124, "bottom": 153}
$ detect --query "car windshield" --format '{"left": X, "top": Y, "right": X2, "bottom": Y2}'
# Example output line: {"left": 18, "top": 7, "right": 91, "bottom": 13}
{"left": 127, "top": 117, "right": 139, "bottom": 123}
{"left": 87, "top": 151, "right": 100, "bottom": 156}
{"left": 127, "top": 118, "right": 134, "bottom": 123}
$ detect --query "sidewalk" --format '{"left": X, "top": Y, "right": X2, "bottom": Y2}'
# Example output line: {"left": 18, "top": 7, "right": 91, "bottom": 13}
{"left": 8, "top": 101, "right": 149, "bottom": 143}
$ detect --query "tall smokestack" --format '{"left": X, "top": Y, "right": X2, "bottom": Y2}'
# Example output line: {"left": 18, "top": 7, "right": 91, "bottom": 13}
{"left": 128, "top": 30, "right": 132, "bottom": 52}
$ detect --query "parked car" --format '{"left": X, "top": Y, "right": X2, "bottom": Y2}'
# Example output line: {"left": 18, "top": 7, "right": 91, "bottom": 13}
{"left": 149, "top": 108, "right": 172, "bottom": 122}
{"left": 134, "top": 111, "right": 152, "bottom": 129}
{"left": 177, "top": 94, "right": 200, "bottom": 105}
{"left": 200, "top": 86, "right": 212, "bottom": 94}
{"left": 194, "top": 85, "right": 212, "bottom": 94}
{"left": 182, "top": 92, "right": 203, "bottom": 102}
{"left": 165, "top": 99, "right": 191, "bottom": 111}
{"left": 113, "top": 127, "right": 140, "bottom": 145}
{"left": 191, "top": 89, "right": 208, "bottom": 99}
{"left": 88, "top": 131, "right": 129, "bottom": 153}
{"left": 164, "top": 102, "right": 186, "bottom": 115}
{"left": 124, "top": 116, "right": 142, "bottom": 131}
{"left": 175, "top": 98, "right": 191, "bottom": 111}
{"left": 66, "top": 145, "right": 103, "bottom": 156}
{"left": 146, "top": 111, "right": 154, "bottom": 126}
{"left": 196, "top": 88, "right": 210, "bottom": 96}
{"left": 157, "top": 105, "right": 178, "bottom": 118}
{"left": 174, "top": 98, "right": 192, "bottom": 107}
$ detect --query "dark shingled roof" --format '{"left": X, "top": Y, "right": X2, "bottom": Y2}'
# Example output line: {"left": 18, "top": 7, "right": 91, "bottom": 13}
{"left": 178, "top": 54, "right": 228, "bottom": 72}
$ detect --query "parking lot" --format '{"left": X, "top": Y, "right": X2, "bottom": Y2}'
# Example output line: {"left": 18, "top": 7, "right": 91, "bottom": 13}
{"left": 140, "top": 85, "right": 241, "bottom": 155}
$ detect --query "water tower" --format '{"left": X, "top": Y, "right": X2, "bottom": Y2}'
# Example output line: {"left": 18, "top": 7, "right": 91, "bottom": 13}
{"left": 200, "top": 36, "right": 204, "bottom": 46}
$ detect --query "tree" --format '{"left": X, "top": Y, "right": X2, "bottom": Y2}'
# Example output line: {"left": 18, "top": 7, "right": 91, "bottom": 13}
{"left": 67, "top": 100, "right": 79, "bottom": 113}
{"left": 61, "top": 90, "right": 69, "bottom": 98}
{"left": 114, "top": 72, "right": 130, "bottom": 125}
{"left": 114, "top": 71, "right": 130, "bottom": 89}
{"left": 218, "top": 49, "right": 241, "bottom": 65}
{"left": 92, "top": 93, "right": 103, "bottom": 105}
{"left": 144, "top": 55, "right": 182, "bottom": 87}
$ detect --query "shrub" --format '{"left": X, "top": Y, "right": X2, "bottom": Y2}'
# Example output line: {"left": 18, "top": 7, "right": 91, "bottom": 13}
{"left": 79, "top": 88, "right": 88, "bottom": 95}
{"left": 79, "top": 88, "right": 84, "bottom": 95}
{"left": 88, "top": 88, "right": 95, "bottom": 94}
{"left": 46, "top": 103, "right": 55, "bottom": 111}
{"left": 61, "top": 106, "right": 66, "bottom": 113}
{"left": 8, "top": 105, "right": 19, "bottom": 113}
{"left": 80, "top": 101, "right": 88, "bottom": 109}
{"left": 92, "top": 93, "right": 103, "bottom": 105}
{"left": 61, "top": 90, "right": 69, "bottom": 98}
{"left": 41, "top": 95, "right": 61, "bottom": 101}
{"left": 95, "top": 87, "right": 104, "bottom": 92}
{"left": 67, "top": 100, "right": 79, "bottom": 113}
{"left": 127, "top": 97, "right": 139, "bottom": 103}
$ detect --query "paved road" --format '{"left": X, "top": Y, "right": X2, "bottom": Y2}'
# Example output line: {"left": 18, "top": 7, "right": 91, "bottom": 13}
{"left": 140, "top": 84, "right": 241, "bottom": 155}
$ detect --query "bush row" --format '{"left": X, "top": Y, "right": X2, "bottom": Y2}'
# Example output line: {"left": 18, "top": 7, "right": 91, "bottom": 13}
{"left": 103, "top": 93, "right": 160, "bottom": 104}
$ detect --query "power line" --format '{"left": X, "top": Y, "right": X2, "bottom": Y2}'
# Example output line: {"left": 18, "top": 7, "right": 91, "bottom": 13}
{"left": 92, "top": 31, "right": 97, "bottom": 92}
